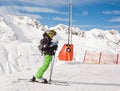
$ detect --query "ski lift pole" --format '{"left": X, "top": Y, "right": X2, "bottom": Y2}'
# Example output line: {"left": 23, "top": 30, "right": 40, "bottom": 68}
{"left": 48, "top": 54, "right": 55, "bottom": 83}
{"left": 67, "top": 0, "right": 72, "bottom": 61}
{"left": 58, "top": 0, "right": 73, "bottom": 61}
{"left": 70, "top": 0, "right": 72, "bottom": 44}
{"left": 68, "top": 0, "right": 72, "bottom": 44}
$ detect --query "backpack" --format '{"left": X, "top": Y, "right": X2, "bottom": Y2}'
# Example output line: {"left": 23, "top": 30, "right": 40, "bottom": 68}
{"left": 38, "top": 35, "right": 50, "bottom": 55}
{"left": 38, "top": 38, "right": 45, "bottom": 55}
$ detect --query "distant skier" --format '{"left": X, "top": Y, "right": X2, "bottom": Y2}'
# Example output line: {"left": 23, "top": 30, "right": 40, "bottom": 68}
{"left": 31, "top": 30, "right": 58, "bottom": 83}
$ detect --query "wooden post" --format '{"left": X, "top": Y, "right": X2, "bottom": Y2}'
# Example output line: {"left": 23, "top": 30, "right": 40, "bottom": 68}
{"left": 98, "top": 52, "right": 102, "bottom": 64}
{"left": 83, "top": 50, "right": 87, "bottom": 63}
{"left": 116, "top": 54, "right": 119, "bottom": 64}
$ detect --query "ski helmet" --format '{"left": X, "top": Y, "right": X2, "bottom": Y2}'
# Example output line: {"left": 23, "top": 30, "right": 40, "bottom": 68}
{"left": 47, "top": 30, "right": 56, "bottom": 39}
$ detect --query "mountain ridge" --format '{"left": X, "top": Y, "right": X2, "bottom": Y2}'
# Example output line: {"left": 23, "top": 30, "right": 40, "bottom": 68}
{"left": 0, "top": 15, "right": 120, "bottom": 76}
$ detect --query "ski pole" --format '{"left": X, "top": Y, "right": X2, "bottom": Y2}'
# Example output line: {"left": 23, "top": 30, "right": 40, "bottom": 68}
{"left": 49, "top": 55, "right": 55, "bottom": 83}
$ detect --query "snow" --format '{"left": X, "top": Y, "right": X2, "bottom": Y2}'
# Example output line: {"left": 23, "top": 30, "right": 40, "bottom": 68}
{"left": 0, "top": 15, "right": 120, "bottom": 91}
{"left": 0, "top": 64, "right": 120, "bottom": 91}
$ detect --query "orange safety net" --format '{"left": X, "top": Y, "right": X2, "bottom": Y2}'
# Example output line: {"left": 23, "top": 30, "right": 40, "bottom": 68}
{"left": 83, "top": 50, "right": 119, "bottom": 64}
{"left": 58, "top": 44, "right": 73, "bottom": 61}
{"left": 117, "top": 54, "right": 120, "bottom": 64}
{"left": 83, "top": 51, "right": 100, "bottom": 64}
{"left": 100, "top": 53, "right": 117, "bottom": 64}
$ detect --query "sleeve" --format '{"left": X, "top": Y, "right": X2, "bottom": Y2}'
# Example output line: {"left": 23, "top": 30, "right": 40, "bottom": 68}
{"left": 49, "top": 41, "right": 58, "bottom": 51}
{"left": 51, "top": 45, "right": 58, "bottom": 50}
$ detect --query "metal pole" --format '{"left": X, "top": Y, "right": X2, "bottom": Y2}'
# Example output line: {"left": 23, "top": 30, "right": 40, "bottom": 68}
{"left": 48, "top": 55, "right": 55, "bottom": 83}
{"left": 68, "top": 0, "right": 72, "bottom": 44}
{"left": 70, "top": 0, "right": 72, "bottom": 44}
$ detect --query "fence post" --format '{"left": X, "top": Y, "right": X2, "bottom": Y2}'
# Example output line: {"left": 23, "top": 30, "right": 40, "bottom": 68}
{"left": 98, "top": 52, "right": 102, "bottom": 64}
{"left": 116, "top": 54, "right": 119, "bottom": 64}
{"left": 83, "top": 50, "right": 87, "bottom": 63}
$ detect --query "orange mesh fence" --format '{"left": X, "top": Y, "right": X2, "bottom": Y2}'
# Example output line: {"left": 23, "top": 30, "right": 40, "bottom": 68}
{"left": 100, "top": 53, "right": 117, "bottom": 64}
{"left": 117, "top": 54, "right": 120, "bottom": 64}
{"left": 83, "top": 51, "right": 100, "bottom": 64}
{"left": 83, "top": 50, "right": 119, "bottom": 64}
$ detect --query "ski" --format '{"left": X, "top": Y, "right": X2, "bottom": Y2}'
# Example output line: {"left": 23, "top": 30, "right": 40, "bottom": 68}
{"left": 18, "top": 78, "right": 69, "bottom": 86}
{"left": 49, "top": 80, "right": 69, "bottom": 86}
{"left": 18, "top": 78, "right": 48, "bottom": 84}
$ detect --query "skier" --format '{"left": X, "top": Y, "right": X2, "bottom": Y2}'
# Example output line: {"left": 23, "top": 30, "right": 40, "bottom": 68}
{"left": 31, "top": 30, "right": 58, "bottom": 83}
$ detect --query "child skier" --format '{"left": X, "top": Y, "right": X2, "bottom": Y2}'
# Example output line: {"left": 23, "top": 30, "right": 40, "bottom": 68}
{"left": 31, "top": 30, "right": 58, "bottom": 83}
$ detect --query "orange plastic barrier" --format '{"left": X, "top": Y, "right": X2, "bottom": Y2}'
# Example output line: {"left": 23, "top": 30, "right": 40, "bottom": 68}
{"left": 58, "top": 44, "right": 73, "bottom": 61}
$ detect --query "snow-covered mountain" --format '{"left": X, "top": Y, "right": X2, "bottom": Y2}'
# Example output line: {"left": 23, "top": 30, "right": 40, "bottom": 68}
{"left": 0, "top": 15, "right": 48, "bottom": 76}
{"left": 0, "top": 15, "right": 120, "bottom": 76}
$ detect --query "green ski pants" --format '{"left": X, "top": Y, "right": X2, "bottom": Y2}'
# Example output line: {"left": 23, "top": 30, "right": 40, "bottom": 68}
{"left": 35, "top": 55, "right": 52, "bottom": 79}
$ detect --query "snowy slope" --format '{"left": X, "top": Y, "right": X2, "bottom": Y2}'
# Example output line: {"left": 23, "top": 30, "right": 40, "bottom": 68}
{"left": 0, "top": 15, "right": 120, "bottom": 91}
{"left": 0, "top": 15, "right": 120, "bottom": 76}
{"left": 0, "top": 64, "right": 120, "bottom": 91}
{"left": 51, "top": 24, "right": 120, "bottom": 63}
{"left": 0, "top": 15, "right": 47, "bottom": 76}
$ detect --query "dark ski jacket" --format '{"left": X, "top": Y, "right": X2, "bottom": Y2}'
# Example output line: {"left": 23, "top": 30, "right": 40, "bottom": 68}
{"left": 38, "top": 32, "right": 58, "bottom": 55}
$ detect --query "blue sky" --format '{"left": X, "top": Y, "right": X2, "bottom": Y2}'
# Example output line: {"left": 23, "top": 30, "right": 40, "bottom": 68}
{"left": 0, "top": 0, "right": 120, "bottom": 31}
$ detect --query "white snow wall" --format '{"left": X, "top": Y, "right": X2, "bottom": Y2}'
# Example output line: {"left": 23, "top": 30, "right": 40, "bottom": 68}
{"left": 0, "top": 42, "right": 42, "bottom": 76}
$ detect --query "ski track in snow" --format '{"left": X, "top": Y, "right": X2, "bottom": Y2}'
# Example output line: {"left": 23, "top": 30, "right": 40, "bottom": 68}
{"left": 0, "top": 63, "right": 120, "bottom": 91}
